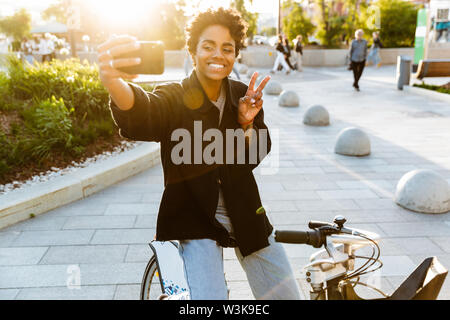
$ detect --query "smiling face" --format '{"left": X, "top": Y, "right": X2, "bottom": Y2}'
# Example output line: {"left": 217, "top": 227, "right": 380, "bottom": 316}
{"left": 192, "top": 24, "right": 236, "bottom": 81}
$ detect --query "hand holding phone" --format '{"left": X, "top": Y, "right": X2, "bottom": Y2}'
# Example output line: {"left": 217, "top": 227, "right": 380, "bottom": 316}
{"left": 116, "top": 41, "right": 165, "bottom": 75}
{"left": 97, "top": 36, "right": 165, "bottom": 87}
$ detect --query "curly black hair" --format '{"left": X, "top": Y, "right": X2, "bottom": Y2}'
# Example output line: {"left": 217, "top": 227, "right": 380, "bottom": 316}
{"left": 185, "top": 7, "right": 248, "bottom": 58}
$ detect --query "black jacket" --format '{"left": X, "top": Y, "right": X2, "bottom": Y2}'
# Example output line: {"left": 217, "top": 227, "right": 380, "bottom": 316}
{"left": 295, "top": 42, "right": 303, "bottom": 55}
{"left": 109, "top": 71, "right": 273, "bottom": 257}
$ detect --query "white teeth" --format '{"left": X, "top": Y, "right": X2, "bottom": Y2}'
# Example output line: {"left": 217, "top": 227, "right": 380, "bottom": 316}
{"left": 209, "top": 64, "right": 224, "bottom": 69}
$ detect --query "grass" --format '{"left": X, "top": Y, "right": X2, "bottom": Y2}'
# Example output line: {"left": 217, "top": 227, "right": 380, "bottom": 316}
{"left": 413, "top": 82, "right": 450, "bottom": 95}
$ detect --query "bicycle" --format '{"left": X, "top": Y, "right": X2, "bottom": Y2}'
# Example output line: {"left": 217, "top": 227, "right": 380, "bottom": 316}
{"left": 140, "top": 215, "right": 448, "bottom": 300}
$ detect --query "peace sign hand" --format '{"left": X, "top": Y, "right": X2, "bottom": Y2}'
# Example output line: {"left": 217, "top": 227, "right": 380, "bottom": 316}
{"left": 238, "top": 72, "right": 271, "bottom": 127}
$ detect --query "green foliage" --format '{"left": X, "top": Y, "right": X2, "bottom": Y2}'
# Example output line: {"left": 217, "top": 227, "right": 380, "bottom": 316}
{"left": 282, "top": 0, "right": 315, "bottom": 43}
{"left": 0, "top": 57, "right": 153, "bottom": 181}
{"left": 376, "top": 0, "right": 418, "bottom": 48}
{"left": 231, "top": 0, "right": 259, "bottom": 39}
{"left": 260, "top": 27, "right": 277, "bottom": 37}
{"left": 413, "top": 83, "right": 450, "bottom": 95}
{"left": 313, "top": 0, "right": 347, "bottom": 48}
{"left": 21, "top": 96, "right": 75, "bottom": 161}
{"left": 41, "top": 0, "right": 68, "bottom": 24}
{"left": 0, "top": 130, "right": 12, "bottom": 177}
{"left": 0, "top": 8, "right": 32, "bottom": 43}
{"left": 6, "top": 56, "right": 109, "bottom": 120}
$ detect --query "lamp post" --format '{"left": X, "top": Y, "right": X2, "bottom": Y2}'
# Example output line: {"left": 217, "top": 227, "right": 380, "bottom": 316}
{"left": 277, "top": 0, "right": 281, "bottom": 35}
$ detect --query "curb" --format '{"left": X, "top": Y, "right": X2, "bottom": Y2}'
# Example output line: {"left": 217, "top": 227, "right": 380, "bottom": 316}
{"left": 0, "top": 142, "right": 160, "bottom": 230}
{"left": 403, "top": 85, "right": 450, "bottom": 104}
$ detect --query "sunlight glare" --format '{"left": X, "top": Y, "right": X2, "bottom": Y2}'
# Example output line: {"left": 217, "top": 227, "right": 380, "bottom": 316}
{"left": 86, "top": 0, "right": 161, "bottom": 24}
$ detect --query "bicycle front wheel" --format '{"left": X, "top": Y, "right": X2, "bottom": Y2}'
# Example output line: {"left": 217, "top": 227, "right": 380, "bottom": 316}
{"left": 140, "top": 255, "right": 165, "bottom": 300}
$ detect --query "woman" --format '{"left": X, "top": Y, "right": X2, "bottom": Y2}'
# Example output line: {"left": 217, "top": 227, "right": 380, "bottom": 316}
{"left": 270, "top": 34, "right": 291, "bottom": 74}
{"left": 97, "top": 7, "right": 300, "bottom": 300}
{"left": 366, "top": 31, "right": 382, "bottom": 68}
{"left": 294, "top": 35, "right": 303, "bottom": 72}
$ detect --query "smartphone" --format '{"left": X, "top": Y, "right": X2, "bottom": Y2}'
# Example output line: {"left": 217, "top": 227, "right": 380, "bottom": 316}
{"left": 116, "top": 41, "right": 164, "bottom": 75}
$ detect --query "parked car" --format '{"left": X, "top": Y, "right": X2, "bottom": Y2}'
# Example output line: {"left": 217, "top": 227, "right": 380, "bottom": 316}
{"left": 253, "top": 35, "right": 269, "bottom": 45}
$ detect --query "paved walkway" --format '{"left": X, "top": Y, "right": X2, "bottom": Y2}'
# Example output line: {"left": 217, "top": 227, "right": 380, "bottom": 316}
{"left": 1, "top": 66, "right": 449, "bottom": 300}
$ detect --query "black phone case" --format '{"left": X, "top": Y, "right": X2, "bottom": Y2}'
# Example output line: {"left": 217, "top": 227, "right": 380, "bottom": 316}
{"left": 116, "top": 41, "right": 164, "bottom": 75}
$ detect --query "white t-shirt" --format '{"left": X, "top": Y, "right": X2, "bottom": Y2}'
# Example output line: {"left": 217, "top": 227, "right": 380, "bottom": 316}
{"left": 39, "top": 39, "right": 55, "bottom": 55}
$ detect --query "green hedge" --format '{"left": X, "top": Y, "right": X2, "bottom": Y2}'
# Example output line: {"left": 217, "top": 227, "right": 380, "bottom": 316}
{"left": 413, "top": 83, "right": 450, "bottom": 95}
{"left": 0, "top": 57, "right": 153, "bottom": 180}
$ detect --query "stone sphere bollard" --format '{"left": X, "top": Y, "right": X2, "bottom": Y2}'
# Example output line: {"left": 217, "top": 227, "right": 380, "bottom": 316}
{"left": 278, "top": 90, "right": 299, "bottom": 107}
{"left": 334, "top": 127, "right": 370, "bottom": 156}
{"left": 394, "top": 169, "right": 450, "bottom": 214}
{"left": 264, "top": 80, "right": 283, "bottom": 95}
{"left": 303, "top": 105, "right": 330, "bottom": 126}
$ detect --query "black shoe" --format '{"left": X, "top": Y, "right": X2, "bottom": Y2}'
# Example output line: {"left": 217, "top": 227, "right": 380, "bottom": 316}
{"left": 353, "top": 84, "right": 360, "bottom": 91}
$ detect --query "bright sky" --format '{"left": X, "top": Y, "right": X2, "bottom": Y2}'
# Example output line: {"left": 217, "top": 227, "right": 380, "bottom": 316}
{"left": 0, "top": 0, "right": 278, "bottom": 23}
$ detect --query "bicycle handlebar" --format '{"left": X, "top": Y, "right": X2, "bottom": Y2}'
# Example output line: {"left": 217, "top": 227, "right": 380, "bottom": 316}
{"left": 274, "top": 230, "right": 323, "bottom": 248}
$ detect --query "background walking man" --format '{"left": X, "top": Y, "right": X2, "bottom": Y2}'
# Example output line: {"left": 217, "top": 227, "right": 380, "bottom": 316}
{"left": 349, "top": 29, "right": 367, "bottom": 91}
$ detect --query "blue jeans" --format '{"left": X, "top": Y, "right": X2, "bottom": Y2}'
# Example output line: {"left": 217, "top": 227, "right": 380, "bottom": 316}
{"left": 178, "top": 208, "right": 301, "bottom": 300}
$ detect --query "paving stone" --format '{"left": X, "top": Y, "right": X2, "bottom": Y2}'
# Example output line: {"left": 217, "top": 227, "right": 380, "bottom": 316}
{"left": 0, "top": 231, "right": 21, "bottom": 248}
{"left": 40, "top": 245, "right": 128, "bottom": 264}
{"left": 377, "top": 222, "right": 450, "bottom": 237}
{"left": 224, "top": 260, "right": 247, "bottom": 281}
{"left": 114, "top": 284, "right": 141, "bottom": 300}
{"left": 74, "top": 262, "right": 147, "bottom": 286}
{"left": 282, "top": 181, "right": 339, "bottom": 191}
{"left": 0, "top": 247, "right": 48, "bottom": 265}
{"left": 353, "top": 198, "right": 400, "bottom": 210}
{"left": 0, "top": 289, "right": 19, "bottom": 300}
{"left": 16, "top": 285, "right": 116, "bottom": 300}
{"left": 261, "top": 191, "right": 320, "bottom": 201}
{"left": 104, "top": 203, "right": 159, "bottom": 216}
{"left": 227, "top": 281, "right": 254, "bottom": 300}
{"left": 125, "top": 244, "right": 153, "bottom": 262}
{"left": 63, "top": 215, "right": 136, "bottom": 230}
{"left": 0, "top": 264, "right": 69, "bottom": 288}
{"left": 48, "top": 203, "right": 108, "bottom": 217}
{"left": 295, "top": 199, "right": 360, "bottom": 211}
{"left": 140, "top": 193, "right": 163, "bottom": 203}
{"left": 261, "top": 200, "right": 297, "bottom": 212}
{"left": 378, "top": 237, "right": 444, "bottom": 256}
{"left": 317, "top": 189, "right": 379, "bottom": 200}
{"left": 10, "top": 230, "right": 94, "bottom": 247}
{"left": 100, "top": 183, "right": 163, "bottom": 194}
{"left": 430, "top": 237, "right": 450, "bottom": 253}
{"left": 85, "top": 193, "right": 142, "bottom": 204}
{"left": 376, "top": 256, "right": 417, "bottom": 277}
{"left": 5, "top": 215, "right": 68, "bottom": 232}
{"left": 134, "top": 215, "right": 158, "bottom": 228}
{"left": 90, "top": 229, "right": 155, "bottom": 245}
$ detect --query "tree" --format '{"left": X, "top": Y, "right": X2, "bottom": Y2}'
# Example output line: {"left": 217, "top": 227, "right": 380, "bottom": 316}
{"left": 260, "top": 27, "right": 277, "bottom": 37}
{"left": 282, "top": 0, "right": 315, "bottom": 44}
{"left": 231, "top": 0, "right": 259, "bottom": 40}
{"left": 0, "top": 8, "right": 32, "bottom": 50}
{"left": 42, "top": 0, "right": 69, "bottom": 24}
{"left": 375, "top": 0, "right": 418, "bottom": 48}
{"left": 313, "top": 0, "right": 346, "bottom": 48}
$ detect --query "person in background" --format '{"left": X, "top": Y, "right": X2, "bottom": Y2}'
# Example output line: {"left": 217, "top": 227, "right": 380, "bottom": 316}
{"left": 21, "top": 37, "right": 35, "bottom": 64}
{"left": 40, "top": 33, "right": 55, "bottom": 62}
{"left": 294, "top": 35, "right": 303, "bottom": 72}
{"left": 282, "top": 36, "right": 296, "bottom": 71}
{"left": 366, "top": 31, "right": 382, "bottom": 68}
{"left": 270, "top": 34, "right": 291, "bottom": 75}
{"left": 348, "top": 29, "right": 367, "bottom": 91}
